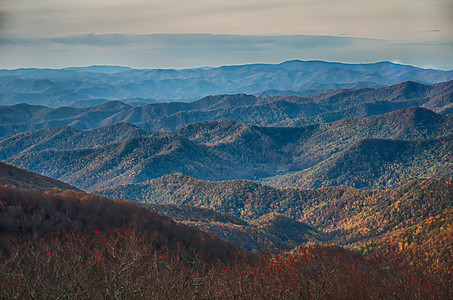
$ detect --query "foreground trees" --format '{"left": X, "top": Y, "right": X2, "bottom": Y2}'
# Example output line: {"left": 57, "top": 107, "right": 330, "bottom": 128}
{"left": 0, "top": 186, "right": 451, "bottom": 299}
{"left": 1, "top": 232, "right": 451, "bottom": 299}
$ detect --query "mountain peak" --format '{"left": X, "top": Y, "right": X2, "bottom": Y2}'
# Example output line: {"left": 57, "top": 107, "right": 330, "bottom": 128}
{"left": 389, "top": 80, "right": 428, "bottom": 93}
{"left": 193, "top": 94, "right": 257, "bottom": 109}
{"left": 383, "top": 107, "right": 442, "bottom": 124}
{"left": 92, "top": 100, "right": 131, "bottom": 111}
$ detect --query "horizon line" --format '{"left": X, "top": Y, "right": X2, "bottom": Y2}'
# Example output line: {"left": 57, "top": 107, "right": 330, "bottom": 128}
{"left": 1, "top": 59, "right": 452, "bottom": 72}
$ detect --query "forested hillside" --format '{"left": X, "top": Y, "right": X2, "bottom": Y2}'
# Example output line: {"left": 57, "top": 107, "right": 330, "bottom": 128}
{"left": 0, "top": 123, "right": 149, "bottom": 160}
{"left": 0, "top": 185, "right": 241, "bottom": 262}
{"left": 5, "top": 107, "right": 453, "bottom": 190}
{"left": 1, "top": 80, "right": 452, "bottom": 139}
{"left": 268, "top": 133, "right": 453, "bottom": 189}
{"left": 97, "top": 175, "right": 453, "bottom": 247}
{"left": 144, "top": 204, "right": 323, "bottom": 252}
{"left": 1, "top": 177, "right": 451, "bottom": 299}
{"left": 0, "top": 162, "right": 78, "bottom": 191}
{"left": 358, "top": 208, "right": 453, "bottom": 265}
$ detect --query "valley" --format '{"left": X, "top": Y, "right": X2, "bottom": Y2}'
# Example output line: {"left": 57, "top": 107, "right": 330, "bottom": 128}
{"left": 0, "top": 61, "right": 452, "bottom": 299}
{"left": 3, "top": 106, "right": 452, "bottom": 190}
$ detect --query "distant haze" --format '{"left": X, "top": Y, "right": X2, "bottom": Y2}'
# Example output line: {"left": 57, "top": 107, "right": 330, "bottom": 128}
{"left": 0, "top": 0, "right": 452, "bottom": 69}
{"left": 1, "top": 60, "right": 452, "bottom": 107}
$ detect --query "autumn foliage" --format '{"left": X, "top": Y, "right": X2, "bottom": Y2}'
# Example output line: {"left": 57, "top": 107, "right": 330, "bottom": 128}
{"left": 1, "top": 234, "right": 451, "bottom": 299}
{"left": 0, "top": 186, "right": 241, "bottom": 262}
{"left": 0, "top": 185, "right": 452, "bottom": 299}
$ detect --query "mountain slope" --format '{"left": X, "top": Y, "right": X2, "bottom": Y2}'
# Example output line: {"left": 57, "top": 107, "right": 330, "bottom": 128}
{"left": 0, "top": 162, "right": 78, "bottom": 191}
{"left": 358, "top": 208, "right": 453, "bottom": 264}
{"left": 268, "top": 134, "right": 453, "bottom": 190}
{"left": 6, "top": 135, "right": 239, "bottom": 190}
{"left": 0, "top": 80, "right": 451, "bottom": 139}
{"left": 0, "top": 123, "right": 149, "bottom": 160}
{"left": 137, "top": 80, "right": 453, "bottom": 130}
{"left": 144, "top": 204, "right": 322, "bottom": 252}
{"left": 5, "top": 107, "right": 453, "bottom": 190}
{"left": 96, "top": 176, "right": 453, "bottom": 246}
{"left": 0, "top": 185, "right": 450, "bottom": 299}
{"left": 0, "top": 185, "right": 242, "bottom": 262}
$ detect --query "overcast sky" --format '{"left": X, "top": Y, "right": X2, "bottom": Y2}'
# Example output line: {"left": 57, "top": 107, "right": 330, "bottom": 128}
{"left": 0, "top": 0, "right": 452, "bottom": 69}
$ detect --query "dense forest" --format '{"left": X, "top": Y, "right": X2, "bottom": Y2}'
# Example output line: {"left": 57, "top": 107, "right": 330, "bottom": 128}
{"left": 0, "top": 186, "right": 241, "bottom": 262}
{"left": 4, "top": 107, "right": 453, "bottom": 190}
{"left": 0, "top": 162, "right": 79, "bottom": 191}
{"left": 269, "top": 134, "right": 453, "bottom": 189}
{"left": 1, "top": 185, "right": 451, "bottom": 299}
{"left": 97, "top": 175, "right": 453, "bottom": 259}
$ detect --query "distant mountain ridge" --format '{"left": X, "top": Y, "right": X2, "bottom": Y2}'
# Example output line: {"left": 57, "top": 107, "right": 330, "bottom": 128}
{"left": 1, "top": 60, "right": 452, "bottom": 107}
{"left": 0, "top": 80, "right": 452, "bottom": 139}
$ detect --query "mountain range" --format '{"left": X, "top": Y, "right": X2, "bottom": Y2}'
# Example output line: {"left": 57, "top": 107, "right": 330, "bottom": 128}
{"left": 1, "top": 60, "right": 452, "bottom": 107}
{"left": 4, "top": 106, "right": 452, "bottom": 190}
{"left": 0, "top": 161, "right": 323, "bottom": 252}
{"left": 1, "top": 159, "right": 450, "bottom": 260}
{"left": 1, "top": 80, "right": 452, "bottom": 139}
{"left": 1, "top": 59, "right": 453, "bottom": 299}
{"left": 1, "top": 68, "right": 452, "bottom": 253}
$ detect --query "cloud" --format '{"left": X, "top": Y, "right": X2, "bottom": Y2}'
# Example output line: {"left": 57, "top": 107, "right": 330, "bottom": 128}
{"left": 0, "top": 0, "right": 5, "bottom": 43}
{"left": 3, "top": 33, "right": 359, "bottom": 48}
{"left": 2, "top": 0, "right": 453, "bottom": 41}
{"left": 0, "top": 34, "right": 452, "bottom": 70}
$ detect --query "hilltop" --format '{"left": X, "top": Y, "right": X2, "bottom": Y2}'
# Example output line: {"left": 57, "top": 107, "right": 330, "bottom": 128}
{"left": 144, "top": 204, "right": 322, "bottom": 252}
{"left": 5, "top": 107, "right": 453, "bottom": 190}
{"left": 0, "top": 80, "right": 452, "bottom": 139}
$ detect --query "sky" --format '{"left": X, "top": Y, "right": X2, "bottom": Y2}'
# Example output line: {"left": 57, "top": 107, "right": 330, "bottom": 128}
{"left": 0, "top": 0, "right": 452, "bottom": 69}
